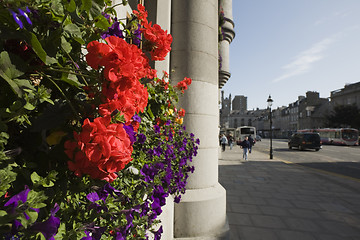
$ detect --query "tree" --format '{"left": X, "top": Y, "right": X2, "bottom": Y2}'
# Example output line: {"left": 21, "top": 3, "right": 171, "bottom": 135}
{"left": 325, "top": 104, "right": 360, "bottom": 129}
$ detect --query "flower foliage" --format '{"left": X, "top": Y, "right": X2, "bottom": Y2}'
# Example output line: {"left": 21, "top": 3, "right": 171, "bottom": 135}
{"left": 0, "top": 1, "right": 199, "bottom": 239}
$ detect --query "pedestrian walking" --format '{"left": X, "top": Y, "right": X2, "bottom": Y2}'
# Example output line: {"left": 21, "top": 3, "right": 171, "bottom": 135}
{"left": 240, "top": 136, "right": 251, "bottom": 160}
{"left": 228, "top": 134, "right": 234, "bottom": 150}
{"left": 220, "top": 134, "right": 228, "bottom": 152}
{"left": 248, "top": 135, "right": 255, "bottom": 153}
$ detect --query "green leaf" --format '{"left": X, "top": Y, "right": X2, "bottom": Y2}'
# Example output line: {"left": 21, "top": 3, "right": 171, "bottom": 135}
{"left": 61, "top": 36, "right": 72, "bottom": 54}
{"left": 25, "top": 209, "right": 39, "bottom": 224}
{"left": 0, "top": 210, "right": 7, "bottom": 217}
{"left": 50, "top": 0, "right": 65, "bottom": 16}
{"left": 63, "top": 24, "right": 85, "bottom": 44}
{"left": 0, "top": 166, "right": 16, "bottom": 197}
{"left": 61, "top": 72, "right": 83, "bottom": 87}
{"left": 0, "top": 51, "right": 24, "bottom": 96}
{"left": 31, "top": 171, "right": 41, "bottom": 184}
{"left": 94, "top": 14, "right": 111, "bottom": 29}
{"left": 26, "top": 32, "right": 57, "bottom": 65}
{"left": 81, "top": 0, "right": 92, "bottom": 13}
{"left": 23, "top": 102, "right": 35, "bottom": 111}
{"left": 66, "top": 0, "right": 77, "bottom": 12}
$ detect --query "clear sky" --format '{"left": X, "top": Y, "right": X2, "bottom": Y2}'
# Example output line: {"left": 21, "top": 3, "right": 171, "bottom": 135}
{"left": 222, "top": 0, "right": 360, "bottom": 110}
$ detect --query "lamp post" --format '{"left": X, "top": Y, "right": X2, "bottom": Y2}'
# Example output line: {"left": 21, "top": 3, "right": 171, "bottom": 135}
{"left": 267, "top": 95, "right": 273, "bottom": 159}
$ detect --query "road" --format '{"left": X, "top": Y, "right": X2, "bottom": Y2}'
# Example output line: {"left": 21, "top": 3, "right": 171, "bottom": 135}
{"left": 253, "top": 139, "right": 360, "bottom": 179}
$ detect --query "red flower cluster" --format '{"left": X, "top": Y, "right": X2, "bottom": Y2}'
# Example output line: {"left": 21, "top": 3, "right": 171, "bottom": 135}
{"left": 141, "top": 22, "right": 173, "bottom": 61}
{"left": 86, "top": 36, "right": 154, "bottom": 121}
{"left": 133, "top": 4, "right": 172, "bottom": 61}
{"left": 178, "top": 108, "right": 186, "bottom": 117}
{"left": 133, "top": 4, "right": 148, "bottom": 24}
{"left": 176, "top": 77, "right": 192, "bottom": 93}
{"left": 64, "top": 117, "right": 133, "bottom": 182}
{"left": 65, "top": 4, "right": 178, "bottom": 183}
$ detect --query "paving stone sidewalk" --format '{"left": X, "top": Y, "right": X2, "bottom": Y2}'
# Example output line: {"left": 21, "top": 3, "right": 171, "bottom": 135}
{"left": 218, "top": 146, "right": 360, "bottom": 240}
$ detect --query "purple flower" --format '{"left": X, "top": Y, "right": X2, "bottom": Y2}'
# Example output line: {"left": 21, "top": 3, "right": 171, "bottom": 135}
{"left": 137, "top": 133, "right": 146, "bottom": 144}
{"left": 86, "top": 192, "right": 108, "bottom": 213}
{"left": 132, "top": 114, "right": 141, "bottom": 123}
{"left": 141, "top": 164, "right": 158, "bottom": 182}
{"left": 154, "top": 125, "right": 160, "bottom": 134}
{"left": 154, "top": 226, "right": 163, "bottom": 240}
{"left": 123, "top": 124, "right": 136, "bottom": 144}
{"left": 115, "top": 232, "right": 126, "bottom": 240}
{"left": 132, "top": 24, "right": 142, "bottom": 46}
{"left": 102, "top": 183, "right": 122, "bottom": 198}
{"left": 10, "top": 10, "right": 23, "bottom": 29}
{"left": 102, "top": 12, "right": 110, "bottom": 20}
{"left": 5, "top": 185, "right": 30, "bottom": 212}
{"left": 30, "top": 204, "right": 60, "bottom": 240}
{"left": 87, "top": 192, "right": 100, "bottom": 202}
{"left": 174, "top": 195, "right": 181, "bottom": 203}
{"left": 18, "top": 8, "right": 32, "bottom": 25}
{"left": 82, "top": 225, "right": 106, "bottom": 240}
{"left": 125, "top": 212, "right": 133, "bottom": 230}
{"left": 101, "top": 21, "right": 124, "bottom": 39}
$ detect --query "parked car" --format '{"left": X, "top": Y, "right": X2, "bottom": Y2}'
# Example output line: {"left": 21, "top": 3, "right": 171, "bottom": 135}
{"left": 288, "top": 132, "right": 322, "bottom": 151}
{"left": 255, "top": 135, "right": 262, "bottom": 141}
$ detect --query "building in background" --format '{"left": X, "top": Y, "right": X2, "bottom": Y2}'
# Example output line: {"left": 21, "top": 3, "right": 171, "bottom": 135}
{"left": 220, "top": 85, "right": 359, "bottom": 139}
{"left": 232, "top": 95, "right": 247, "bottom": 112}
{"left": 331, "top": 82, "right": 360, "bottom": 109}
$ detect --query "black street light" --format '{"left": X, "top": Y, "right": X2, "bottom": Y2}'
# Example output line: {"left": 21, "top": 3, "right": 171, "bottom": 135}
{"left": 267, "top": 95, "right": 273, "bottom": 159}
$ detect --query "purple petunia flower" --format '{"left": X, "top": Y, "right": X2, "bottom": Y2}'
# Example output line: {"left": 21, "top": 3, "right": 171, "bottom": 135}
{"left": 154, "top": 125, "right": 160, "bottom": 134}
{"left": 30, "top": 204, "right": 60, "bottom": 240}
{"left": 101, "top": 21, "right": 124, "bottom": 39}
{"left": 102, "top": 183, "right": 122, "bottom": 198}
{"left": 132, "top": 24, "right": 142, "bottom": 46}
{"left": 86, "top": 192, "right": 100, "bottom": 202}
{"left": 82, "top": 223, "right": 106, "bottom": 240}
{"left": 132, "top": 114, "right": 141, "bottom": 123}
{"left": 5, "top": 185, "right": 30, "bottom": 212}
{"left": 154, "top": 226, "right": 163, "bottom": 240}
{"left": 137, "top": 133, "right": 146, "bottom": 144}
{"left": 123, "top": 124, "right": 136, "bottom": 144}
{"left": 174, "top": 195, "right": 181, "bottom": 203}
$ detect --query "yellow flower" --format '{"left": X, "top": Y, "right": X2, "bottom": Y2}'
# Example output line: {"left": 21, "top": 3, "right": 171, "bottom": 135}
{"left": 46, "top": 131, "right": 67, "bottom": 146}
{"left": 175, "top": 118, "right": 183, "bottom": 124}
{"left": 167, "top": 109, "right": 174, "bottom": 115}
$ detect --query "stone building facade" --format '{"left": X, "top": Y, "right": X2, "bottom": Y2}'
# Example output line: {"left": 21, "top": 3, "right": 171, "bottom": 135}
{"left": 251, "top": 92, "right": 330, "bottom": 138}
{"left": 222, "top": 91, "right": 332, "bottom": 139}
{"left": 331, "top": 82, "right": 360, "bottom": 109}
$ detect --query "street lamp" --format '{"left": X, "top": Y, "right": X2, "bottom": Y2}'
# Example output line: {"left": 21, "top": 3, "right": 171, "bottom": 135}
{"left": 267, "top": 95, "right": 273, "bottom": 159}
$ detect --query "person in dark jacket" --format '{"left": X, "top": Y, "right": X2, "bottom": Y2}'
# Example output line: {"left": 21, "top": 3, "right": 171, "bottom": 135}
{"left": 248, "top": 135, "right": 255, "bottom": 153}
{"left": 240, "top": 136, "right": 251, "bottom": 160}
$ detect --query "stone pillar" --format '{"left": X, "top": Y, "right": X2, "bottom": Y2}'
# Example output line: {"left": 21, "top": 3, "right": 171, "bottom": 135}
{"left": 218, "top": 0, "right": 235, "bottom": 89}
{"left": 171, "top": 1, "right": 228, "bottom": 239}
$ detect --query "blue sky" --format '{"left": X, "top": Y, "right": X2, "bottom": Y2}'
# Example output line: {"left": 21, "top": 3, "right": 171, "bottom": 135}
{"left": 222, "top": 0, "right": 360, "bottom": 110}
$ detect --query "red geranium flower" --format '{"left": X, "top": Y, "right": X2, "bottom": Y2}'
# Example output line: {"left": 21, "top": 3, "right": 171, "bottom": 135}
{"left": 65, "top": 116, "right": 133, "bottom": 182}
{"left": 141, "top": 22, "right": 172, "bottom": 61}
{"left": 133, "top": 4, "right": 148, "bottom": 24}
{"left": 176, "top": 77, "right": 192, "bottom": 93}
